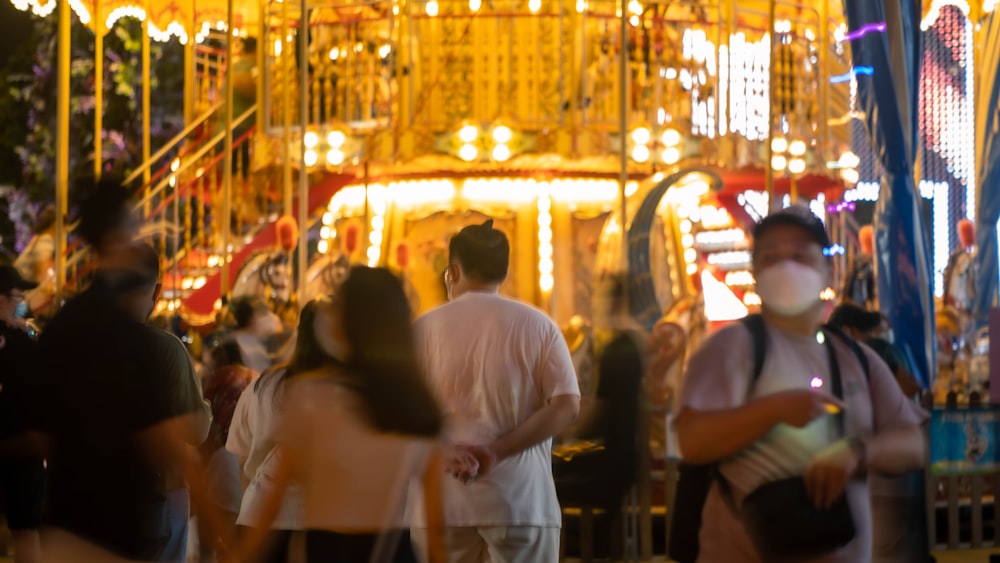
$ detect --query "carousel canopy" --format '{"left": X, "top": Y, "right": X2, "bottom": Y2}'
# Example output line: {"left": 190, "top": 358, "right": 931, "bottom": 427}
{"left": 11, "top": 0, "right": 258, "bottom": 42}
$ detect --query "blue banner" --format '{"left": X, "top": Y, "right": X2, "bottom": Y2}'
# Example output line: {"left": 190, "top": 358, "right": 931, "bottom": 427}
{"left": 929, "top": 408, "right": 1000, "bottom": 475}
{"left": 843, "top": 0, "right": 934, "bottom": 387}
{"left": 974, "top": 10, "right": 1000, "bottom": 326}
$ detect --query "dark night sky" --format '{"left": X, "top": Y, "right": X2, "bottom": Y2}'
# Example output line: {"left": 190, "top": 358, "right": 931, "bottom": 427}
{"left": 0, "top": 2, "right": 34, "bottom": 66}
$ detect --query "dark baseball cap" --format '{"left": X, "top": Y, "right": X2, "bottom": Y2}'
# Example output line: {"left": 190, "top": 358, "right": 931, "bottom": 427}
{"left": 752, "top": 204, "right": 831, "bottom": 250}
{"left": 0, "top": 265, "right": 38, "bottom": 294}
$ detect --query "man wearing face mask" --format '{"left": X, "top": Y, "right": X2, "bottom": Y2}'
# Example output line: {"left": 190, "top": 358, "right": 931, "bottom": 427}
{"left": 675, "top": 205, "right": 927, "bottom": 563}
{"left": 0, "top": 265, "right": 45, "bottom": 563}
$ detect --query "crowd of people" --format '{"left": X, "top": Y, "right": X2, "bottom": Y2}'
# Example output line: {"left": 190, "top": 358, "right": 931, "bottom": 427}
{"left": 0, "top": 179, "right": 931, "bottom": 563}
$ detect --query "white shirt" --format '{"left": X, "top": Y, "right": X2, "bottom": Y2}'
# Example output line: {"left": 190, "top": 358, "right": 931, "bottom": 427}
{"left": 226, "top": 371, "right": 304, "bottom": 530}
{"left": 410, "top": 292, "right": 580, "bottom": 527}
{"left": 281, "top": 374, "right": 434, "bottom": 531}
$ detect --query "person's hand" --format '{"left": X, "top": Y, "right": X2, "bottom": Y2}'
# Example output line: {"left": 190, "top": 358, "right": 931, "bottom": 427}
{"left": 448, "top": 444, "right": 499, "bottom": 481}
{"left": 463, "top": 444, "right": 499, "bottom": 477}
{"left": 760, "top": 390, "right": 845, "bottom": 428}
{"left": 445, "top": 447, "right": 480, "bottom": 483}
{"left": 805, "top": 440, "right": 862, "bottom": 509}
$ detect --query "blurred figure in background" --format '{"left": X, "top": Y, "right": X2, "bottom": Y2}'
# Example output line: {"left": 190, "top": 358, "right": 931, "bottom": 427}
{"left": 0, "top": 266, "right": 45, "bottom": 563}
{"left": 240, "top": 267, "right": 445, "bottom": 563}
{"left": 842, "top": 224, "right": 876, "bottom": 310}
{"left": 227, "top": 298, "right": 341, "bottom": 563}
{"left": 14, "top": 205, "right": 55, "bottom": 321}
{"left": 827, "top": 303, "right": 921, "bottom": 399}
{"left": 36, "top": 186, "right": 226, "bottom": 562}
{"left": 412, "top": 220, "right": 579, "bottom": 563}
{"left": 827, "top": 302, "right": 931, "bottom": 563}
{"left": 227, "top": 296, "right": 283, "bottom": 375}
{"left": 138, "top": 243, "right": 213, "bottom": 563}
{"left": 199, "top": 340, "right": 256, "bottom": 562}
{"left": 553, "top": 275, "right": 644, "bottom": 556}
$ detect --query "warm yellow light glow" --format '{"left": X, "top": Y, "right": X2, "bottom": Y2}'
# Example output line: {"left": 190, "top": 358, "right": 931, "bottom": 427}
{"left": 537, "top": 190, "right": 554, "bottom": 293}
{"left": 469, "top": 0, "right": 482, "bottom": 10}
{"left": 328, "top": 130, "right": 347, "bottom": 148}
{"left": 389, "top": 180, "right": 457, "bottom": 207}
{"left": 696, "top": 229, "right": 746, "bottom": 246}
{"left": 320, "top": 226, "right": 332, "bottom": 239}
{"left": 327, "top": 149, "right": 345, "bottom": 166}
{"left": 661, "top": 128, "right": 681, "bottom": 147}
{"left": 576, "top": 0, "right": 587, "bottom": 12}
{"left": 318, "top": 240, "right": 329, "bottom": 254}
{"left": 839, "top": 151, "right": 861, "bottom": 169}
{"left": 304, "top": 132, "right": 319, "bottom": 149}
{"left": 529, "top": 0, "right": 542, "bottom": 13}
{"left": 459, "top": 144, "right": 479, "bottom": 162}
{"left": 820, "top": 287, "right": 836, "bottom": 301}
{"left": 629, "top": 15, "right": 640, "bottom": 26}
{"left": 771, "top": 136, "right": 788, "bottom": 154}
{"left": 631, "top": 127, "right": 651, "bottom": 145}
{"left": 686, "top": 263, "right": 698, "bottom": 275}
{"left": 725, "top": 271, "right": 756, "bottom": 286}
{"left": 743, "top": 291, "right": 762, "bottom": 307}
{"left": 322, "top": 212, "right": 334, "bottom": 226}
{"left": 625, "top": 181, "right": 639, "bottom": 197}
{"left": 680, "top": 219, "right": 693, "bottom": 234}
{"left": 627, "top": 0, "right": 642, "bottom": 14}
{"left": 492, "top": 144, "right": 512, "bottom": 162}
{"left": 662, "top": 147, "right": 681, "bottom": 164}
{"left": 631, "top": 145, "right": 650, "bottom": 163}
{"left": 329, "top": 47, "right": 340, "bottom": 60}
{"left": 458, "top": 124, "right": 479, "bottom": 143}
{"left": 788, "top": 139, "right": 807, "bottom": 157}
{"left": 771, "top": 155, "right": 787, "bottom": 171}
{"left": 304, "top": 150, "right": 318, "bottom": 167}
{"left": 681, "top": 234, "right": 695, "bottom": 247}
{"left": 840, "top": 168, "right": 860, "bottom": 185}
{"left": 274, "top": 39, "right": 283, "bottom": 56}
{"left": 492, "top": 125, "right": 513, "bottom": 144}
{"left": 425, "top": 0, "right": 439, "bottom": 16}
{"left": 684, "top": 248, "right": 698, "bottom": 263}
{"left": 788, "top": 157, "right": 807, "bottom": 175}
{"left": 702, "top": 271, "right": 749, "bottom": 321}
{"left": 378, "top": 45, "right": 392, "bottom": 59}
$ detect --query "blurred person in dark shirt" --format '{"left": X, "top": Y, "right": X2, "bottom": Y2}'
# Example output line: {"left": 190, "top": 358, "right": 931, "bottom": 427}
{"left": 827, "top": 303, "right": 921, "bottom": 398}
{"left": 0, "top": 265, "right": 45, "bottom": 563}
{"left": 36, "top": 184, "right": 227, "bottom": 561}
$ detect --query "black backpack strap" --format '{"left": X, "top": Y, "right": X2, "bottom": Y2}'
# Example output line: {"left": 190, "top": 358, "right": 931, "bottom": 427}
{"left": 821, "top": 324, "right": 871, "bottom": 381}
{"left": 741, "top": 314, "right": 768, "bottom": 386}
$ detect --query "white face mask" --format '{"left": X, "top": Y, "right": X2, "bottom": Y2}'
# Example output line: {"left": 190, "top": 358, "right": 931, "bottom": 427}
{"left": 755, "top": 260, "right": 827, "bottom": 316}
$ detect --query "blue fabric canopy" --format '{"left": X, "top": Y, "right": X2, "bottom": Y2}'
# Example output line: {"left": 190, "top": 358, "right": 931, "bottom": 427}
{"left": 974, "top": 10, "right": 1000, "bottom": 326}
{"left": 843, "top": 0, "right": 935, "bottom": 387}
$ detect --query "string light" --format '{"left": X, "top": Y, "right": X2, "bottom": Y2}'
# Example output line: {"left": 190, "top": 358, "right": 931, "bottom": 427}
{"left": 537, "top": 189, "right": 554, "bottom": 293}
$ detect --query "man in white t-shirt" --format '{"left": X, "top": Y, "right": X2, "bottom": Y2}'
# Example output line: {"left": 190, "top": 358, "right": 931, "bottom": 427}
{"left": 410, "top": 220, "right": 580, "bottom": 563}
{"left": 676, "top": 205, "right": 927, "bottom": 563}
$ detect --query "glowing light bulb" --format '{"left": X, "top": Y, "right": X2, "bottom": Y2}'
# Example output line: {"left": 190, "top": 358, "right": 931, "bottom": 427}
{"left": 425, "top": 0, "right": 439, "bottom": 16}
{"left": 459, "top": 144, "right": 479, "bottom": 162}
{"left": 469, "top": 0, "right": 481, "bottom": 10}
{"left": 631, "top": 127, "right": 651, "bottom": 145}
{"left": 631, "top": 145, "right": 650, "bottom": 163}
{"left": 788, "top": 157, "right": 806, "bottom": 175}
{"left": 789, "top": 140, "right": 807, "bottom": 156}
{"left": 492, "top": 125, "right": 513, "bottom": 144}
{"left": 458, "top": 124, "right": 479, "bottom": 143}
{"left": 492, "top": 144, "right": 511, "bottom": 162}
{"left": 662, "top": 147, "right": 681, "bottom": 164}
{"left": 661, "top": 128, "right": 681, "bottom": 147}
{"left": 771, "top": 136, "right": 788, "bottom": 154}
{"left": 810, "top": 377, "right": 823, "bottom": 389}
{"left": 328, "top": 130, "right": 347, "bottom": 148}
{"left": 771, "top": 155, "right": 787, "bottom": 172}
{"left": 528, "top": 0, "right": 541, "bottom": 12}
{"left": 304, "top": 150, "right": 318, "bottom": 167}
{"left": 327, "top": 149, "right": 345, "bottom": 166}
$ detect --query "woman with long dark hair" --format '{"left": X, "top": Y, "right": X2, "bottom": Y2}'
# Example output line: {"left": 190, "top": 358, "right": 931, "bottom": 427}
{"left": 238, "top": 267, "right": 446, "bottom": 563}
{"left": 227, "top": 297, "right": 339, "bottom": 563}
